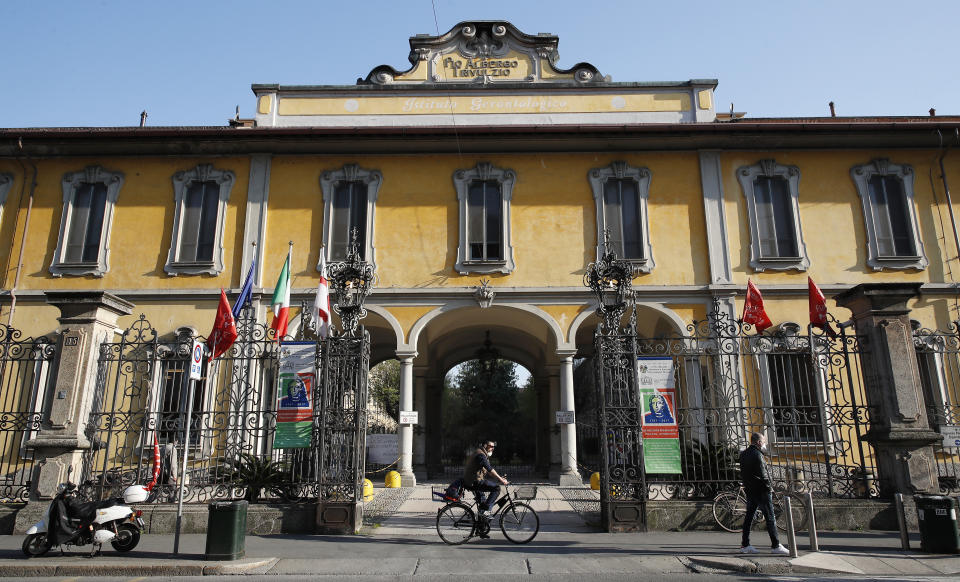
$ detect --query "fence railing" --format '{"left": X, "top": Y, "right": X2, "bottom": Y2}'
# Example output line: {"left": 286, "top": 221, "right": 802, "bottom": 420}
{"left": 577, "top": 304, "right": 878, "bottom": 500}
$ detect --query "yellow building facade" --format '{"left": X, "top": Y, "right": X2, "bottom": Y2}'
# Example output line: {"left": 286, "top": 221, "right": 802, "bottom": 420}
{"left": 1, "top": 21, "right": 958, "bottom": 502}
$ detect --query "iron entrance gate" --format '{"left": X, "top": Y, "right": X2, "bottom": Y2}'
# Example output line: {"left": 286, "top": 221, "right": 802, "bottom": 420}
{"left": 0, "top": 325, "right": 56, "bottom": 502}
{"left": 83, "top": 310, "right": 369, "bottom": 505}
{"left": 582, "top": 299, "right": 879, "bottom": 530}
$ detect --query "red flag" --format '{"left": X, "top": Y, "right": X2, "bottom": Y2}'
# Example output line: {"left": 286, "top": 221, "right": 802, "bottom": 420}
{"left": 207, "top": 289, "right": 238, "bottom": 361}
{"left": 742, "top": 280, "right": 773, "bottom": 334}
{"left": 808, "top": 277, "right": 837, "bottom": 337}
{"left": 145, "top": 432, "right": 160, "bottom": 492}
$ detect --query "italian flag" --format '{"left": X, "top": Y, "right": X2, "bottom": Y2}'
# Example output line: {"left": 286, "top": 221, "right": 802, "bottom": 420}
{"left": 270, "top": 249, "right": 291, "bottom": 339}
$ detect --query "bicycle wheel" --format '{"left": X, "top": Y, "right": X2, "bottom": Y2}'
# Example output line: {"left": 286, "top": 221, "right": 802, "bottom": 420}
{"left": 436, "top": 502, "right": 475, "bottom": 545}
{"left": 774, "top": 493, "right": 808, "bottom": 532}
{"left": 499, "top": 501, "right": 539, "bottom": 544}
{"left": 712, "top": 492, "right": 742, "bottom": 532}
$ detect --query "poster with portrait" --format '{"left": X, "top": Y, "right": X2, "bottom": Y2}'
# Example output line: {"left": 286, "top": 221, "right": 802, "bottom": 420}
{"left": 637, "top": 356, "right": 681, "bottom": 474}
{"left": 274, "top": 342, "right": 316, "bottom": 448}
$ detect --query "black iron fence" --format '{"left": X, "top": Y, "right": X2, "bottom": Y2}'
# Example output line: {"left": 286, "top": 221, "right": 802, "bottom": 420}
{"left": 578, "top": 302, "right": 878, "bottom": 501}
{"left": 82, "top": 311, "right": 368, "bottom": 504}
{"left": 0, "top": 325, "right": 56, "bottom": 502}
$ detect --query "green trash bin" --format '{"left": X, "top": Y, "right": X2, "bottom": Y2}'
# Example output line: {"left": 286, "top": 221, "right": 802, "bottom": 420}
{"left": 205, "top": 500, "right": 248, "bottom": 560}
{"left": 914, "top": 494, "right": 959, "bottom": 554}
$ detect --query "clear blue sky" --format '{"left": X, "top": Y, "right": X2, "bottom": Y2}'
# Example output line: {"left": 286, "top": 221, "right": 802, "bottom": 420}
{"left": 2, "top": 0, "right": 957, "bottom": 127}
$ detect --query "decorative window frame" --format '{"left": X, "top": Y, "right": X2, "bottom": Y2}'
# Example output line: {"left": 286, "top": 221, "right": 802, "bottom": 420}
{"left": 453, "top": 162, "right": 516, "bottom": 275}
{"left": 587, "top": 161, "right": 655, "bottom": 273}
{"left": 318, "top": 164, "right": 382, "bottom": 271}
{"left": 50, "top": 165, "right": 124, "bottom": 277}
{"left": 750, "top": 323, "right": 835, "bottom": 453}
{"left": 851, "top": 158, "right": 927, "bottom": 271}
{"left": 0, "top": 173, "right": 13, "bottom": 225}
{"left": 736, "top": 159, "right": 809, "bottom": 272}
{"left": 164, "top": 164, "right": 235, "bottom": 276}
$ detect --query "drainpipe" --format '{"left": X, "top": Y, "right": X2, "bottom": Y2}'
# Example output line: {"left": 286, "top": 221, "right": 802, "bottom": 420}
{"left": 938, "top": 130, "right": 960, "bottom": 271}
{"left": 7, "top": 138, "right": 37, "bottom": 326}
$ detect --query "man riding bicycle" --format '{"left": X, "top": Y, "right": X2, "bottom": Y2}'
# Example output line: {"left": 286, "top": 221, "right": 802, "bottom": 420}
{"left": 463, "top": 440, "right": 509, "bottom": 532}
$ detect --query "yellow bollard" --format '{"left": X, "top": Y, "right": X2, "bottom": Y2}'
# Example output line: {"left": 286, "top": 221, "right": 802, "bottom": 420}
{"left": 385, "top": 470, "right": 401, "bottom": 488}
{"left": 362, "top": 478, "right": 374, "bottom": 500}
{"left": 590, "top": 472, "right": 600, "bottom": 490}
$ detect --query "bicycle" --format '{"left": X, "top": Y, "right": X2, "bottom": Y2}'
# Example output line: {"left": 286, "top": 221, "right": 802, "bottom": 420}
{"left": 434, "top": 483, "right": 539, "bottom": 545}
{"left": 712, "top": 486, "right": 808, "bottom": 533}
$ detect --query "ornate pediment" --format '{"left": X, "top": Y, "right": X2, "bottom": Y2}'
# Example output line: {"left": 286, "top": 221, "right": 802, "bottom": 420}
{"left": 360, "top": 21, "right": 608, "bottom": 86}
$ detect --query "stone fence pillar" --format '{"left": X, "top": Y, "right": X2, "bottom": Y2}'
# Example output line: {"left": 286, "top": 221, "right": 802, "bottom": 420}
{"left": 26, "top": 292, "right": 134, "bottom": 499}
{"left": 835, "top": 283, "right": 940, "bottom": 495}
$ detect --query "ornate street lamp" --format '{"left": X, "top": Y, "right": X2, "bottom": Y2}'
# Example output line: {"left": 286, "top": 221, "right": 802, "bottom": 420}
{"left": 584, "top": 230, "right": 635, "bottom": 331}
{"left": 326, "top": 228, "right": 376, "bottom": 336}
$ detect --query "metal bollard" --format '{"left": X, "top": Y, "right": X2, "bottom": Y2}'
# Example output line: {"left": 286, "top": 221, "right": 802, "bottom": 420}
{"left": 895, "top": 493, "right": 910, "bottom": 550}
{"left": 785, "top": 495, "right": 798, "bottom": 558}
{"left": 806, "top": 491, "right": 819, "bottom": 552}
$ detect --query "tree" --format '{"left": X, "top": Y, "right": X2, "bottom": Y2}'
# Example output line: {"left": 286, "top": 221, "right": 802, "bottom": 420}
{"left": 368, "top": 359, "right": 400, "bottom": 422}
{"left": 443, "top": 359, "right": 534, "bottom": 465}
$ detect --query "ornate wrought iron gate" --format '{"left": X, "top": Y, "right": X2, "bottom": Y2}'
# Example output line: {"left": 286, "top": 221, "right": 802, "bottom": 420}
{"left": 83, "top": 310, "right": 369, "bottom": 506}
{"left": 0, "top": 325, "right": 56, "bottom": 502}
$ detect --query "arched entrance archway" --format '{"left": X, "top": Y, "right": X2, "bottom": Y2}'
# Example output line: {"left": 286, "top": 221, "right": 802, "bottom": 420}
{"left": 410, "top": 304, "right": 562, "bottom": 483}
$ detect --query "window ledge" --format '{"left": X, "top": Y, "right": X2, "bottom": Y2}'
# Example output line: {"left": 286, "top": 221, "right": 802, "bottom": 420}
{"left": 164, "top": 261, "right": 220, "bottom": 276}
{"left": 869, "top": 255, "right": 928, "bottom": 272}
{"left": 751, "top": 256, "right": 810, "bottom": 273}
{"left": 455, "top": 260, "right": 513, "bottom": 275}
{"left": 49, "top": 262, "right": 106, "bottom": 278}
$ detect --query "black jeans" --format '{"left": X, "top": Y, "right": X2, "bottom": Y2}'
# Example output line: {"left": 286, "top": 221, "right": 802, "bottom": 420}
{"left": 470, "top": 479, "right": 501, "bottom": 512}
{"left": 741, "top": 490, "right": 781, "bottom": 548}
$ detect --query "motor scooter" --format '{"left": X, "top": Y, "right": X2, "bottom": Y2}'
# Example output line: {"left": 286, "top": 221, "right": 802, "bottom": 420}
{"left": 22, "top": 476, "right": 147, "bottom": 557}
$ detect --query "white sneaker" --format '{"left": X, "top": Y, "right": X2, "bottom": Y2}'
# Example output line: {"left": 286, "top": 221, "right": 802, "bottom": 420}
{"left": 740, "top": 545, "right": 758, "bottom": 554}
{"left": 771, "top": 544, "right": 790, "bottom": 555}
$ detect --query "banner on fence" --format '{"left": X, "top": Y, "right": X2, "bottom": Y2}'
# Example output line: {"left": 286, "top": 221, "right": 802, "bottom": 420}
{"left": 638, "top": 356, "right": 681, "bottom": 474}
{"left": 274, "top": 341, "right": 316, "bottom": 449}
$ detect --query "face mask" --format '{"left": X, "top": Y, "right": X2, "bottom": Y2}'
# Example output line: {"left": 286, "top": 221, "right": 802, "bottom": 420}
{"left": 760, "top": 444, "right": 768, "bottom": 453}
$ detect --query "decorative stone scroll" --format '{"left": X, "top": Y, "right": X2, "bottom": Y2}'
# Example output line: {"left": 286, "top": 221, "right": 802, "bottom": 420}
{"left": 360, "top": 21, "right": 608, "bottom": 86}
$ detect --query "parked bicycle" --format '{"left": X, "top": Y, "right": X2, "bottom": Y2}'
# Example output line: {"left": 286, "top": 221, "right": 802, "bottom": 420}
{"left": 712, "top": 486, "right": 808, "bottom": 533}
{"left": 434, "top": 483, "right": 539, "bottom": 545}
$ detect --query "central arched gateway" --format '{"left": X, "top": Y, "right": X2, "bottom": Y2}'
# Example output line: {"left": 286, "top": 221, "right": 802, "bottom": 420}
{"left": 351, "top": 299, "right": 692, "bottom": 486}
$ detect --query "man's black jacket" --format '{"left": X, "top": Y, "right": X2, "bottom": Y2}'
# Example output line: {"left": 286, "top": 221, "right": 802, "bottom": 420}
{"left": 739, "top": 444, "right": 771, "bottom": 495}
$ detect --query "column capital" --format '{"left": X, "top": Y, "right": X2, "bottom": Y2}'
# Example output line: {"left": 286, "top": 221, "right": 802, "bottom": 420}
{"left": 556, "top": 349, "right": 578, "bottom": 361}
{"left": 834, "top": 282, "right": 922, "bottom": 317}
{"left": 395, "top": 350, "right": 418, "bottom": 361}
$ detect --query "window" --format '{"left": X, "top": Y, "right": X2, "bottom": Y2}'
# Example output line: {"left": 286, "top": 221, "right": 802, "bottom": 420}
{"left": 319, "top": 164, "right": 382, "bottom": 269}
{"left": 454, "top": 162, "right": 516, "bottom": 274}
{"left": 766, "top": 353, "right": 824, "bottom": 442}
{"left": 0, "top": 173, "right": 13, "bottom": 225}
{"left": 51, "top": 166, "right": 124, "bottom": 277}
{"left": 753, "top": 323, "right": 830, "bottom": 446}
{"left": 851, "top": 159, "right": 927, "bottom": 271}
{"left": 737, "top": 159, "right": 809, "bottom": 272}
{"left": 150, "top": 328, "right": 209, "bottom": 448}
{"left": 165, "top": 164, "right": 235, "bottom": 276}
{"left": 588, "top": 161, "right": 654, "bottom": 271}
{"left": 912, "top": 320, "right": 956, "bottom": 431}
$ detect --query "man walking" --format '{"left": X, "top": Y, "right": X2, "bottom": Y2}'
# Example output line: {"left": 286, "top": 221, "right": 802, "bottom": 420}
{"left": 740, "top": 432, "right": 789, "bottom": 555}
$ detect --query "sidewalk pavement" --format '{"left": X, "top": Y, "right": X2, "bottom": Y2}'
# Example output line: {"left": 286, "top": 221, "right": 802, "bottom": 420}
{"left": 0, "top": 484, "right": 956, "bottom": 578}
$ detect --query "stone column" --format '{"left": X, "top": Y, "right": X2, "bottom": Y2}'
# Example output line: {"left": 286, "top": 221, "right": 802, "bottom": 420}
{"left": 558, "top": 352, "right": 582, "bottom": 486}
{"left": 412, "top": 366, "right": 428, "bottom": 480}
{"left": 396, "top": 352, "right": 417, "bottom": 486}
{"left": 28, "top": 292, "right": 134, "bottom": 499}
{"left": 835, "top": 283, "right": 940, "bottom": 495}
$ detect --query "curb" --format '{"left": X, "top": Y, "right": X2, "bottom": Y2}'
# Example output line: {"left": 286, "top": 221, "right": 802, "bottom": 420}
{"left": 0, "top": 557, "right": 276, "bottom": 577}
{"left": 684, "top": 555, "right": 836, "bottom": 575}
